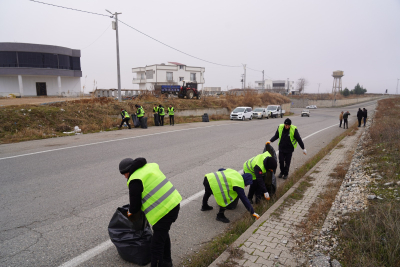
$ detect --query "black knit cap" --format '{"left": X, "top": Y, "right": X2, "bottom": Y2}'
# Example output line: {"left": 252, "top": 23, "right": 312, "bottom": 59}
{"left": 119, "top": 157, "right": 147, "bottom": 174}
{"left": 284, "top": 118, "right": 291, "bottom": 125}
{"left": 263, "top": 157, "right": 277, "bottom": 171}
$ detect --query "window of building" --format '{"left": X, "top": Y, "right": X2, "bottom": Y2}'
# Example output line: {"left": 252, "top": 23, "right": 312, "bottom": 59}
{"left": 166, "top": 72, "right": 173, "bottom": 81}
{"left": 146, "top": 70, "right": 153, "bottom": 79}
{"left": 70, "top": 57, "right": 81, "bottom": 70}
{"left": 190, "top": 73, "right": 196, "bottom": 81}
{"left": 273, "top": 82, "right": 285, "bottom": 87}
{"left": 58, "top": 55, "right": 70, "bottom": 69}
{"left": 179, "top": 77, "right": 184, "bottom": 81}
{"left": 0, "top": 51, "right": 18, "bottom": 67}
{"left": 179, "top": 65, "right": 185, "bottom": 70}
{"left": 140, "top": 73, "right": 145, "bottom": 79}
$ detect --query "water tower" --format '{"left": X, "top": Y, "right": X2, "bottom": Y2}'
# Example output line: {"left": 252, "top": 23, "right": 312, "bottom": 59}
{"left": 332, "top": 70, "right": 344, "bottom": 96}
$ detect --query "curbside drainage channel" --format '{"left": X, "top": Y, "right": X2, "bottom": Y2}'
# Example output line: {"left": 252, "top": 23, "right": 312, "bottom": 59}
{"left": 209, "top": 108, "right": 374, "bottom": 267}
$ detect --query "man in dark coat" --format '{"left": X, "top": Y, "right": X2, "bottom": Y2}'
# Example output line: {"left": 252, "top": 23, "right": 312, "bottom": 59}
{"left": 357, "top": 108, "right": 363, "bottom": 127}
{"left": 343, "top": 111, "right": 350, "bottom": 129}
{"left": 268, "top": 118, "right": 306, "bottom": 179}
{"left": 363, "top": 108, "right": 368, "bottom": 127}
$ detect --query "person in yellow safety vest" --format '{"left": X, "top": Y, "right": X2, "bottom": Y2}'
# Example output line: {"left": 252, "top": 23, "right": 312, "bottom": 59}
{"left": 201, "top": 168, "right": 260, "bottom": 223}
{"left": 158, "top": 105, "right": 165, "bottom": 126}
{"left": 153, "top": 104, "right": 159, "bottom": 114}
{"left": 119, "top": 157, "right": 181, "bottom": 267}
{"left": 268, "top": 118, "right": 306, "bottom": 179}
{"left": 168, "top": 104, "right": 175, "bottom": 126}
{"left": 119, "top": 108, "right": 131, "bottom": 129}
{"left": 243, "top": 152, "right": 277, "bottom": 204}
{"left": 135, "top": 104, "right": 145, "bottom": 123}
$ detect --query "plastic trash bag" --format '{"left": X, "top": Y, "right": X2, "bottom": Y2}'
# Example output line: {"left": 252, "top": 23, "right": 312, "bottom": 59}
{"left": 202, "top": 113, "right": 209, "bottom": 122}
{"left": 154, "top": 114, "right": 160, "bottom": 126}
{"left": 140, "top": 117, "right": 148, "bottom": 129}
{"left": 132, "top": 114, "right": 141, "bottom": 128}
{"left": 108, "top": 205, "right": 152, "bottom": 265}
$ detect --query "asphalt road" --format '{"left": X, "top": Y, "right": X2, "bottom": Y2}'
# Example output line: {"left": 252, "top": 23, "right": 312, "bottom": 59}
{"left": 0, "top": 99, "right": 379, "bottom": 267}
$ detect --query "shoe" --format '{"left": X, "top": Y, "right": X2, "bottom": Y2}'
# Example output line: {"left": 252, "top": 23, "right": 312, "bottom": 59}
{"left": 278, "top": 173, "right": 283, "bottom": 178}
{"left": 201, "top": 205, "right": 213, "bottom": 211}
{"left": 283, "top": 174, "right": 288, "bottom": 179}
{"left": 216, "top": 214, "right": 230, "bottom": 223}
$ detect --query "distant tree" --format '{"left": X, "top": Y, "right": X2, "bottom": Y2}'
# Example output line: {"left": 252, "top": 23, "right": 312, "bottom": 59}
{"left": 296, "top": 78, "right": 308, "bottom": 94}
{"left": 343, "top": 87, "right": 350, "bottom": 96}
{"left": 353, "top": 83, "right": 367, "bottom": 95}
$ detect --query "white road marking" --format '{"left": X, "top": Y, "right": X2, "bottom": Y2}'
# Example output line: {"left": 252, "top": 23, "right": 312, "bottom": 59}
{"left": 57, "top": 123, "right": 338, "bottom": 267}
{"left": 0, "top": 122, "right": 240, "bottom": 161}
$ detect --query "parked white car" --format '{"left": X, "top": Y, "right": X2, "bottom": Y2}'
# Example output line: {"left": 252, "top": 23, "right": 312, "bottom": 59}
{"left": 252, "top": 108, "right": 269, "bottom": 119}
{"left": 306, "top": 105, "right": 317, "bottom": 109}
{"left": 230, "top": 107, "right": 253, "bottom": 120}
{"left": 301, "top": 109, "right": 310, "bottom": 117}
{"left": 266, "top": 105, "right": 285, "bottom": 118}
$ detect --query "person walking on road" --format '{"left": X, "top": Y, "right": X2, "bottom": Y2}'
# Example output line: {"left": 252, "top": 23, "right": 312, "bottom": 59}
{"left": 135, "top": 104, "right": 145, "bottom": 124}
{"left": 201, "top": 168, "right": 260, "bottom": 223}
{"left": 119, "top": 108, "right": 131, "bottom": 129}
{"left": 343, "top": 111, "right": 350, "bottom": 129}
{"left": 357, "top": 108, "right": 363, "bottom": 127}
{"left": 339, "top": 111, "right": 344, "bottom": 128}
{"left": 158, "top": 105, "right": 165, "bottom": 126}
{"left": 268, "top": 118, "right": 306, "bottom": 179}
{"left": 168, "top": 104, "right": 175, "bottom": 126}
{"left": 243, "top": 151, "right": 278, "bottom": 203}
{"left": 119, "top": 157, "right": 181, "bottom": 267}
{"left": 363, "top": 108, "right": 368, "bottom": 127}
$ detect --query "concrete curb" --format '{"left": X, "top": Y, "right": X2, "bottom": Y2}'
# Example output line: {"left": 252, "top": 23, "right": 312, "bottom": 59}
{"left": 209, "top": 140, "right": 344, "bottom": 267}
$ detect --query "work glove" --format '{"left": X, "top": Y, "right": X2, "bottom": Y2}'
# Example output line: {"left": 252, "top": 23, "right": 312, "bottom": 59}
{"left": 252, "top": 213, "right": 260, "bottom": 220}
{"left": 264, "top": 192, "right": 270, "bottom": 201}
{"left": 265, "top": 141, "right": 271, "bottom": 145}
{"left": 127, "top": 211, "right": 132, "bottom": 217}
{"left": 303, "top": 149, "right": 307, "bottom": 155}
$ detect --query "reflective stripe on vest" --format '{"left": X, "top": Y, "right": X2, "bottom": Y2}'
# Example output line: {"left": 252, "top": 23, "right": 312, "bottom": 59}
{"left": 243, "top": 151, "right": 272, "bottom": 180}
{"left": 127, "top": 163, "right": 182, "bottom": 225}
{"left": 205, "top": 168, "right": 244, "bottom": 207}
{"left": 168, "top": 107, "right": 174, "bottom": 115}
{"left": 278, "top": 124, "right": 297, "bottom": 149}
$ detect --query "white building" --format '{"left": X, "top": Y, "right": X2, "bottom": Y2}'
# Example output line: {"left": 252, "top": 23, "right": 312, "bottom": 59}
{"left": 0, "top": 43, "right": 82, "bottom": 97}
{"left": 132, "top": 62, "right": 205, "bottom": 90}
{"left": 255, "top": 79, "right": 294, "bottom": 93}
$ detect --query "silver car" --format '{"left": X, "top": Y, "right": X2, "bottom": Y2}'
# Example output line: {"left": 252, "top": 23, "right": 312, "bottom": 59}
{"left": 301, "top": 109, "right": 310, "bottom": 117}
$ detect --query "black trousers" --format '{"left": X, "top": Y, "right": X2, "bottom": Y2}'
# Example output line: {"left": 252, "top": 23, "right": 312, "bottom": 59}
{"left": 119, "top": 118, "right": 131, "bottom": 129}
{"left": 247, "top": 182, "right": 264, "bottom": 202}
{"left": 202, "top": 178, "right": 238, "bottom": 215}
{"left": 279, "top": 151, "right": 293, "bottom": 175}
{"left": 151, "top": 204, "right": 180, "bottom": 267}
{"left": 169, "top": 115, "right": 174, "bottom": 125}
{"left": 160, "top": 115, "right": 164, "bottom": 126}
{"left": 339, "top": 119, "right": 342, "bottom": 127}
{"left": 358, "top": 117, "right": 362, "bottom": 127}
{"left": 343, "top": 119, "right": 348, "bottom": 129}
{"left": 363, "top": 117, "right": 367, "bottom": 126}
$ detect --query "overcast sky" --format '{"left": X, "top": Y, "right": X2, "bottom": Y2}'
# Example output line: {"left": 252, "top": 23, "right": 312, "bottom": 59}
{"left": 1, "top": 0, "right": 399, "bottom": 94}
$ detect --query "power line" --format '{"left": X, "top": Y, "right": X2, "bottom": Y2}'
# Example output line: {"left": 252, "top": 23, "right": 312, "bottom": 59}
{"left": 29, "top": 0, "right": 110, "bottom": 17}
{"left": 81, "top": 23, "right": 111, "bottom": 50}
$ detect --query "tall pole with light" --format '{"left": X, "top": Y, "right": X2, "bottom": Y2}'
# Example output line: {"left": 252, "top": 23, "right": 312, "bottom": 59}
{"left": 106, "top": 9, "right": 122, "bottom": 102}
{"left": 397, "top": 78, "right": 399, "bottom": 95}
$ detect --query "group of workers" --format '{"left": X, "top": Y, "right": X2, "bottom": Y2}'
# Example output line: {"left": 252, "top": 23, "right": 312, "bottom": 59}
{"left": 119, "top": 104, "right": 175, "bottom": 129}
{"left": 118, "top": 117, "right": 306, "bottom": 267}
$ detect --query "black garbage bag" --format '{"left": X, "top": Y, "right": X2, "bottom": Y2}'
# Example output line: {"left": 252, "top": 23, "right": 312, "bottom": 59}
{"left": 140, "top": 117, "right": 148, "bottom": 129}
{"left": 132, "top": 114, "right": 141, "bottom": 128}
{"left": 154, "top": 114, "right": 160, "bottom": 126}
{"left": 202, "top": 113, "right": 209, "bottom": 122}
{"left": 108, "top": 205, "right": 152, "bottom": 265}
{"left": 263, "top": 143, "right": 277, "bottom": 163}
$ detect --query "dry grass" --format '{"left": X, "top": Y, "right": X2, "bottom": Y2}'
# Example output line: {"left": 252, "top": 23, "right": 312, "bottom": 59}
{"left": 290, "top": 93, "right": 380, "bottom": 100}
{"left": 0, "top": 93, "right": 290, "bottom": 144}
{"left": 335, "top": 97, "right": 400, "bottom": 267}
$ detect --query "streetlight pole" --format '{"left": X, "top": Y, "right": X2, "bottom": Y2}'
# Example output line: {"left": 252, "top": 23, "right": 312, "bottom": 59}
{"left": 242, "top": 64, "right": 246, "bottom": 89}
{"left": 106, "top": 10, "right": 122, "bottom": 102}
{"left": 397, "top": 78, "right": 399, "bottom": 95}
{"left": 262, "top": 70, "right": 265, "bottom": 90}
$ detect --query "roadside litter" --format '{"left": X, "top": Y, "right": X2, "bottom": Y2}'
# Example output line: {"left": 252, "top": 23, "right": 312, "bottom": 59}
{"left": 202, "top": 113, "right": 209, "bottom": 122}
{"left": 63, "top": 126, "right": 82, "bottom": 135}
{"left": 108, "top": 205, "right": 152, "bottom": 265}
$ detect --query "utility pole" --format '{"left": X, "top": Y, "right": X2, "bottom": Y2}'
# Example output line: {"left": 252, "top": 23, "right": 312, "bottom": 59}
{"left": 397, "top": 78, "right": 399, "bottom": 95}
{"left": 243, "top": 64, "right": 247, "bottom": 89}
{"left": 106, "top": 10, "right": 122, "bottom": 102}
{"left": 262, "top": 70, "right": 265, "bottom": 89}
{"left": 287, "top": 78, "right": 289, "bottom": 95}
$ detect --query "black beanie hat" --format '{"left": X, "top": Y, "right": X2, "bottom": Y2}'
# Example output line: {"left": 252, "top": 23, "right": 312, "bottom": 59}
{"left": 119, "top": 157, "right": 147, "bottom": 174}
{"left": 284, "top": 118, "right": 291, "bottom": 125}
{"left": 159, "top": 104, "right": 162, "bottom": 107}
{"left": 263, "top": 157, "right": 277, "bottom": 171}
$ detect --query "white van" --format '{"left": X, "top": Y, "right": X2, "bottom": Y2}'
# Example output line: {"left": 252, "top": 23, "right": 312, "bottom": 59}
{"left": 230, "top": 107, "right": 253, "bottom": 120}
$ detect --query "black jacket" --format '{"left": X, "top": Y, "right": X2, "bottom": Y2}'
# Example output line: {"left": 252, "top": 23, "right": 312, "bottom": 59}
{"left": 363, "top": 109, "right": 367, "bottom": 118}
{"left": 357, "top": 109, "right": 363, "bottom": 118}
{"left": 270, "top": 126, "right": 305, "bottom": 153}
